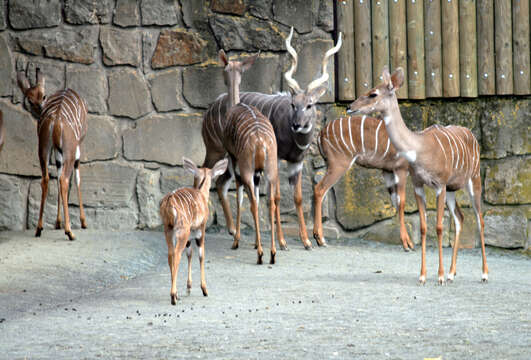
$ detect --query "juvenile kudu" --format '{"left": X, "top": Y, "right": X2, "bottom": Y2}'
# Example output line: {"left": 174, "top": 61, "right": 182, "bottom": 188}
{"left": 349, "top": 67, "right": 488, "bottom": 284}
{"left": 202, "top": 27, "right": 342, "bottom": 249}
{"left": 219, "top": 50, "right": 281, "bottom": 265}
{"left": 159, "top": 157, "right": 228, "bottom": 305}
{"left": 18, "top": 68, "right": 88, "bottom": 241}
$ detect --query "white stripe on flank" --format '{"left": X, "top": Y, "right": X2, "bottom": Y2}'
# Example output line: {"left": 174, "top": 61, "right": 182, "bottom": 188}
{"left": 339, "top": 118, "right": 352, "bottom": 156}
{"left": 439, "top": 128, "right": 454, "bottom": 169}
{"left": 348, "top": 117, "right": 356, "bottom": 153}
{"left": 360, "top": 115, "right": 366, "bottom": 153}
{"left": 382, "top": 138, "right": 391, "bottom": 159}
{"left": 433, "top": 133, "right": 447, "bottom": 163}
{"left": 373, "top": 120, "right": 382, "bottom": 158}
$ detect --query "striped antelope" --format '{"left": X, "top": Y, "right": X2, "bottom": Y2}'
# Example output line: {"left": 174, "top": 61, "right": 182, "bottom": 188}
{"left": 17, "top": 68, "right": 88, "bottom": 241}
{"left": 349, "top": 67, "right": 488, "bottom": 285}
{"left": 0, "top": 110, "right": 4, "bottom": 153}
{"left": 220, "top": 50, "right": 281, "bottom": 265}
{"left": 202, "top": 27, "right": 342, "bottom": 250}
{"left": 159, "top": 157, "right": 228, "bottom": 305}
{"left": 314, "top": 113, "right": 413, "bottom": 250}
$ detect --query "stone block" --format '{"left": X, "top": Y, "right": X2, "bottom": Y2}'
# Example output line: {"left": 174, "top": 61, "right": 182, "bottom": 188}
{"left": 0, "top": 101, "right": 40, "bottom": 176}
{"left": 137, "top": 169, "right": 163, "bottom": 229}
{"left": 484, "top": 157, "right": 531, "bottom": 205}
{"left": 64, "top": 0, "right": 112, "bottom": 24}
{"left": 484, "top": 207, "right": 528, "bottom": 248}
{"left": 210, "top": 15, "right": 288, "bottom": 51}
{"left": 123, "top": 113, "right": 205, "bottom": 166}
{"left": 181, "top": 0, "right": 209, "bottom": 30}
{"left": 81, "top": 115, "right": 120, "bottom": 162}
{"left": 480, "top": 98, "right": 531, "bottom": 159}
{"left": 15, "top": 27, "right": 98, "bottom": 65}
{"left": 0, "top": 175, "right": 29, "bottom": 230}
{"left": 26, "top": 60, "right": 65, "bottom": 101}
{"left": 66, "top": 64, "right": 107, "bottom": 114}
{"left": 357, "top": 216, "right": 417, "bottom": 247}
{"left": 211, "top": 0, "right": 246, "bottom": 15}
{"left": 114, "top": 0, "right": 140, "bottom": 27}
{"left": 148, "top": 69, "right": 185, "bottom": 112}
{"left": 282, "top": 37, "right": 336, "bottom": 103}
{"left": 160, "top": 167, "right": 193, "bottom": 195}
{"left": 240, "top": 54, "right": 282, "bottom": 94}
{"left": 9, "top": 0, "right": 61, "bottom": 29}
{"left": 182, "top": 65, "right": 225, "bottom": 108}
{"left": 317, "top": 0, "right": 334, "bottom": 32}
{"left": 425, "top": 99, "right": 482, "bottom": 141}
{"left": 151, "top": 29, "right": 207, "bottom": 69}
{"left": 100, "top": 27, "right": 142, "bottom": 67}
{"left": 142, "top": 30, "right": 159, "bottom": 73}
{"left": 0, "top": 34, "right": 14, "bottom": 97}
{"left": 140, "top": 0, "right": 180, "bottom": 26}
{"left": 248, "top": 0, "right": 272, "bottom": 19}
{"left": 273, "top": 0, "right": 313, "bottom": 34}
{"left": 0, "top": 0, "right": 5, "bottom": 30}
{"left": 108, "top": 68, "right": 151, "bottom": 119}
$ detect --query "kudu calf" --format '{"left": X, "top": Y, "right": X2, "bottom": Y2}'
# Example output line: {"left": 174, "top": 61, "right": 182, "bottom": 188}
{"left": 159, "top": 157, "right": 228, "bottom": 305}
{"left": 349, "top": 67, "right": 488, "bottom": 284}
{"left": 202, "top": 27, "right": 342, "bottom": 249}
{"left": 219, "top": 50, "right": 281, "bottom": 265}
{"left": 17, "top": 68, "right": 88, "bottom": 241}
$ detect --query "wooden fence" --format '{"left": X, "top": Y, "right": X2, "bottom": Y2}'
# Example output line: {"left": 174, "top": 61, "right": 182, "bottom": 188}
{"left": 335, "top": 0, "right": 531, "bottom": 100}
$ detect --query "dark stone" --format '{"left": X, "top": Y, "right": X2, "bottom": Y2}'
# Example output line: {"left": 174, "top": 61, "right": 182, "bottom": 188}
{"left": 25, "top": 60, "right": 65, "bottom": 101}
{"left": 141, "top": 0, "right": 180, "bottom": 26}
{"left": 240, "top": 54, "right": 282, "bottom": 94}
{"left": 160, "top": 167, "right": 192, "bottom": 195}
{"left": 66, "top": 64, "right": 107, "bottom": 114}
{"left": 181, "top": 0, "right": 209, "bottom": 30}
{"left": 210, "top": 15, "right": 288, "bottom": 51}
{"left": 0, "top": 1, "right": 6, "bottom": 30}
{"left": 114, "top": 0, "right": 140, "bottom": 27}
{"left": 108, "top": 68, "right": 151, "bottom": 119}
{"left": 0, "top": 34, "right": 14, "bottom": 97}
{"left": 273, "top": 0, "right": 313, "bottom": 34}
{"left": 148, "top": 69, "right": 185, "bottom": 112}
{"left": 248, "top": 0, "right": 272, "bottom": 19}
{"left": 64, "top": 0, "right": 112, "bottom": 24}
{"left": 484, "top": 157, "right": 531, "bottom": 205}
{"left": 211, "top": 0, "right": 246, "bottom": 15}
{"left": 182, "top": 65, "right": 225, "bottom": 108}
{"left": 100, "top": 27, "right": 142, "bottom": 67}
{"left": 317, "top": 0, "right": 334, "bottom": 32}
{"left": 484, "top": 207, "right": 529, "bottom": 249}
{"left": 9, "top": 0, "right": 61, "bottom": 29}
{"left": 0, "top": 175, "right": 28, "bottom": 231}
{"left": 151, "top": 29, "right": 207, "bottom": 69}
{"left": 15, "top": 27, "right": 98, "bottom": 65}
{"left": 81, "top": 115, "right": 120, "bottom": 162}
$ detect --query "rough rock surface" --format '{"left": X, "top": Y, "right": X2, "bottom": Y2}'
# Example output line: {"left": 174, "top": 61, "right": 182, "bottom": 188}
{"left": 140, "top": 0, "right": 180, "bottom": 26}
{"left": 64, "top": 0, "right": 112, "bottom": 25}
{"left": 9, "top": 0, "right": 61, "bottom": 29}
{"left": 107, "top": 68, "right": 151, "bottom": 119}
{"left": 66, "top": 65, "right": 108, "bottom": 114}
{"left": 484, "top": 157, "right": 531, "bottom": 205}
{"left": 113, "top": 0, "right": 140, "bottom": 27}
{"left": 151, "top": 29, "right": 207, "bottom": 68}
{"left": 0, "top": 175, "right": 28, "bottom": 230}
{"left": 80, "top": 115, "right": 120, "bottom": 162}
{"left": 100, "top": 27, "right": 142, "bottom": 67}
{"left": 149, "top": 69, "right": 185, "bottom": 112}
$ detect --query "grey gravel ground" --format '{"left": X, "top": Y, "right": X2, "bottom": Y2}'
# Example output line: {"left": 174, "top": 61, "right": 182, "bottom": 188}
{"left": 0, "top": 229, "right": 530, "bottom": 360}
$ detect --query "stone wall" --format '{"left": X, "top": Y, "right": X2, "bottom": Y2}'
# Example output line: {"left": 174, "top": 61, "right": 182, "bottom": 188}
{"left": 0, "top": 1, "right": 528, "bottom": 250}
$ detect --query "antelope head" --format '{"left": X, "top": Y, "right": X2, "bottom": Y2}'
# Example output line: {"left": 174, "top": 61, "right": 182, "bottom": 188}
{"left": 17, "top": 67, "right": 46, "bottom": 119}
{"left": 219, "top": 50, "right": 259, "bottom": 107}
{"left": 348, "top": 66, "right": 404, "bottom": 116}
{"left": 284, "top": 27, "right": 342, "bottom": 134}
{"left": 187, "top": 157, "right": 229, "bottom": 192}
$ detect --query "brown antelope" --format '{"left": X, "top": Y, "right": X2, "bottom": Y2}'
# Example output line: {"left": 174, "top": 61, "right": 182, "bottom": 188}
{"left": 0, "top": 110, "right": 4, "bottom": 153}
{"left": 349, "top": 67, "right": 488, "bottom": 284}
{"left": 202, "top": 27, "right": 342, "bottom": 250}
{"left": 219, "top": 50, "right": 281, "bottom": 265}
{"left": 313, "top": 113, "right": 414, "bottom": 250}
{"left": 17, "top": 68, "right": 88, "bottom": 241}
{"left": 160, "top": 157, "right": 228, "bottom": 305}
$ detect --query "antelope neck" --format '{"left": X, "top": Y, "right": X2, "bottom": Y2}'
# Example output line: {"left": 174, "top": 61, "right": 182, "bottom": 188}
{"left": 381, "top": 96, "right": 422, "bottom": 156}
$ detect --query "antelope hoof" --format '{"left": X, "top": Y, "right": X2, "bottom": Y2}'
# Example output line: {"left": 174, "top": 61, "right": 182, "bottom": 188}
{"left": 186, "top": 286, "right": 192, "bottom": 296}
{"left": 303, "top": 241, "right": 313, "bottom": 250}
{"left": 270, "top": 251, "right": 276, "bottom": 265}
{"left": 35, "top": 227, "right": 43, "bottom": 237}
{"left": 228, "top": 226, "right": 236, "bottom": 236}
{"left": 418, "top": 275, "right": 426, "bottom": 285}
{"left": 257, "top": 253, "right": 263, "bottom": 265}
{"left": 437, "top": 276, "right": 446, "bottom": 286}
{"left": 55, "top": 220, "right": 62, "bottom": 229}
{"left": 279, "top": 240, "right": 288, "bottom": 251}
{"left": 447, "top": 273, "right": 455, "bottom": 282}
{"left": 66, "top": 231, "right": 76, "bottom": 241}
{"left": 201, "top": 286, "right": 208, "bottom": 297}
{"left": 170, "top": 294, "right": 178, "bottom": 305}
{"left": 231, "top": 241, "right": 239, "bottom": 250}
{"left": 481, "top": 273, "right": 489, "bottom": 283}
{"left": 81, "top": 219, "right": 87, "bottom": 229}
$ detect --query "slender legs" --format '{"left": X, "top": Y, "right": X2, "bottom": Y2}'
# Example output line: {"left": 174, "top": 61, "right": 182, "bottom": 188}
{"left": 446, "top": 191, "right": 463, "bottom": 281}
{"left": 414, "top": 186, "right": 428, "bottom": 284}
{"left": 165, "top": 227, "right": 188, "bottom": 306}
{"left": 467, "top": 178, "right": 489, "bottom": 282}
{"left": 435, "top": 187, "right": 447, "bottom": 285}
{"left": 292, "top": 170, "right": 312, "bottom": 250}
{"left": 395, "top": 168, "right": 414, "bottom": 251}
{"left": 74, "top": 160, "right": 87, "bottom": 229}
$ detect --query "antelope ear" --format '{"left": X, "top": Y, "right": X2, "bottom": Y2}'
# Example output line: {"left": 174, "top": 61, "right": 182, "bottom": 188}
{"left": 307, "top": 85, "right": 327, "bottom": 103}
{"left": 390, "top": 67, "right": 404, "bottom": 90}
{"left": 211, "top": 158, "right": 228, "bottom": 178}
{"left": 219, "top": 49, "right": 229, "bottom": 66}
{"left": 183, "top": 157, "right": 199, "bottom": 177}
{"left": 382, "top": 66, "right": 391, "bottom": 88}
{"left": 241, "top": 52, "right": 259, "bottom": 72}
{"left": 36, "top": 68, "right": 45, "bottom": 89}
{"left": 17, "top": 71, "right": 30, "bottom": 94}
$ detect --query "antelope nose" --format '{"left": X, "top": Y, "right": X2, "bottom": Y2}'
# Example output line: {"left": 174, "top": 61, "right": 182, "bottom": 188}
{"left": 292, "top": 124, "right": 301, "bottom": 131}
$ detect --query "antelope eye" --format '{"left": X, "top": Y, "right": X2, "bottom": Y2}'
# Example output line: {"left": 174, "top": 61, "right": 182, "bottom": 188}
{"left": 369, "top": 93, "right": 378, "bottom": 98}
{"left": 306, "top": 104, "right": 312, "bottom": 110}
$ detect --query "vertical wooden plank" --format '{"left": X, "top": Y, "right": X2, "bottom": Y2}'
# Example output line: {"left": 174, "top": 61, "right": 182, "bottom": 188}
{"left": 389, "top": 0, "right": 408, "bottom": 98}
{"left": 354, "top": 0, "right": 372, "bottom": 96}
{"left": 495, "top": 0, "right": 513, "bottom": 94}
{"left": 442, "top": 0, "right": 460, "bottom": 97}
{"left": 372, "top": 0, "right": 389, "bottom": 86}
{"left": 336, "top": 0, "right": 356, "bottom": 101}
{"left": 407, "top": 0, "right": 425, "bottom": 99}
{"left": 477, "top": 0, "right": 496, "bottom": 94}
{"left": 459, "top": 0, "right": 478, "bottom": 97}
{"left": 512, "top": 0, "right": 531, "bottom": 94}
{"left": 424, "top": 0, "right": 442, "bottom": 98}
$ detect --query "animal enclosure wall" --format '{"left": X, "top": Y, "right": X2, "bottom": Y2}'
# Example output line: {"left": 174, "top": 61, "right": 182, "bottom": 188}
{"left": 0, "top": 0, "right": 528, "bottom": 250}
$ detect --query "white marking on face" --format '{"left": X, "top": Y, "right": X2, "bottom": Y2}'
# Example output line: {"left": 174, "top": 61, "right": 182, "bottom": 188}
{"left": 399, "top": 150, "right": 417, "bottom": 163}
{"left": 298, "top": 122, "right": 313, "bottom": 134}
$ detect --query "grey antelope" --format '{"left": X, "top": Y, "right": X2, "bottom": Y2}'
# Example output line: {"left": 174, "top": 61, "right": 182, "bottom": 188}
{"left": 159, "top": 157, "right": 228, "bottom": 305}
{"left": 17, "top": 68, "right": 88, "bottom": 241}
{"left": 314, "top": 113, "right": 414, "bottom": 250}
{"left": 201, "top": 27, "right": 342, "bottom": 250}
{"left": 349, "top": 67, "right": 488, "bottom": 284}
{"left": 219, "top": 50, "right": 281, "bottom": 265}
{"left": 0, "top": 110, "right": 4, "bottom": 153}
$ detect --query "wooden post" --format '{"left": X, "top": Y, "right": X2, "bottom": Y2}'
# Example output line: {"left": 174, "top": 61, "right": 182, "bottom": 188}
{"left": 459, "top": 0, "right": 478, "bottom": 97}
{"left": 336, "top": 0, "right": 355, "bottom": 101}
{"left": 389, "top": 0, "right": 408, "bottom": 99}
{"left": 442, "top": 0, "right": 460, "bottom": 97}
{"left": 407, "top": 0, "right": 425, "bottom": 99}
{"left": 477, "top": 0, "right": 496, "bottom": 95}
{"left": 512, "top": 0, "right": 531, "bottom": 94}
{"left": 354, "top": 0, "right": 372, "bottom": 96}
{"left": 424, "top": 0, "right": 442, "bottom": 98}
{"left": 495, "top": 0, "right": 513, "bottom": 94}
{"left": 372, "top": 0, "right": 389, "bottom": 87}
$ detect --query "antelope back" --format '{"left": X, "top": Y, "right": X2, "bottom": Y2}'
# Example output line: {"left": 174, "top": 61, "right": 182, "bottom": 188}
{"left": 159, "top": 188, "right": 208, "bottom": 229}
